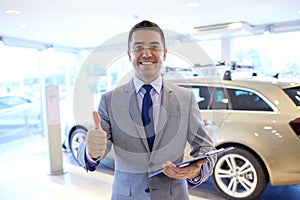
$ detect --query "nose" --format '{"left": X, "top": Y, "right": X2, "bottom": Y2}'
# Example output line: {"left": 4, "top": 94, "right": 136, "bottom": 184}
{"left": 142, "top": 48, "right": 152, "bottom": 57}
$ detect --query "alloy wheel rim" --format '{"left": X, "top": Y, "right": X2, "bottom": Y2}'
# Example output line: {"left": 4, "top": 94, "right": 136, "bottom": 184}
{"left": 214, "top": 153, "right": 258, "bottom": 198}
{"left": 71, "top": 132, "right": 86, "bottom": 158}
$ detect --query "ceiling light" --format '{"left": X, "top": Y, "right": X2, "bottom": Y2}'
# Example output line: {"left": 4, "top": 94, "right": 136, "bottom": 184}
{"left": 193, "top": 21, "right": 253, "bottom": 35}
{"left": 227, "top": 22, "right": 243, "bottom": 29}
{"left": 19, "top": 24, "right": 27, "bottom": 29}
{"left": 80, "top": 49, "right": 90, "bottom": 58}
{"left": 5, "top": 9, "right": 21, "bottom": 15}
{"left": 185, "top": 2, "right": 200, "bottom": 8}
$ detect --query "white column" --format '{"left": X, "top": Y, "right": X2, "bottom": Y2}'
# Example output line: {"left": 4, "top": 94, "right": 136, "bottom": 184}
{"left": 221, "top": 38, "right": 231, "bottom": 65}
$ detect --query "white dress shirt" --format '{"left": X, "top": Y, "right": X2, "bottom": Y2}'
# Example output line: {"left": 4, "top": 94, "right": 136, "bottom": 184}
{"left": 133, "top": 76, "right": 162, "bottom": 133}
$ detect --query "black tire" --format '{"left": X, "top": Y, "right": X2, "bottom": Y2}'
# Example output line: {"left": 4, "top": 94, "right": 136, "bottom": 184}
{"left": 211, "top": 147, "right": 268, "bottom": 200}
{"left": 69, "top": 127, "right": 87, "bottom": 164}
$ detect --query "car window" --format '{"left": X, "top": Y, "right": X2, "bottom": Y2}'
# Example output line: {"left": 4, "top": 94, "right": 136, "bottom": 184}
{"left": 209, "top": 88, "right": 228, "bottom": 110}
{"left": 179, "top": 85, "right": 212, "bottom": 110}
{"left": 180, "top": 85, "right": 273, "bottom": 111}
{"left": 283, "top": 86, "right": 300, "bottom": 107}
{"left": 228, "top": 89, "right": 273, "bottom": 111}
{"left": 198, "top": 86, "right": 212, "bottom": 109}
{"left": 0, "top": 102, "right": 9, "bottom": 109}
{"left": 0, "top": 98, "right": 11, "bottom": 109}
{"left": 0, "top": 96, "right": 30, "bottom": 108}
{"left": 189, "top": 87, "right": 203, "bottom": 103}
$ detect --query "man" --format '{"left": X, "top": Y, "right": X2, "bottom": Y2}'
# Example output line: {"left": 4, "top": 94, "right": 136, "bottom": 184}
{"left": 77, "top": 20, "right": 216, "bottom": 200}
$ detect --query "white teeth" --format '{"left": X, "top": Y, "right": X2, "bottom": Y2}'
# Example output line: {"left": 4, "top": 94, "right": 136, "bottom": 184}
{"left": 141, "top": 61, "right": 153, "bottom": 65}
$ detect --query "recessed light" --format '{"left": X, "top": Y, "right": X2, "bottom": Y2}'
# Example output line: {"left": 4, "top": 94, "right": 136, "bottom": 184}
{"left": 5, "top": 9, "right": 21, "bottom": 15}
{"left": 185, "top": 2, "right": 200, "bottom": 8}
{"left": 80, "top": 49, "right": 90, "bottom": 58}
{"left": 19, "top": 24, "right": 27, "bottom": 29}
{"left": 227, "top": 22, "right": 243, "bottom": 29}
{"left": 297, "top": 9, "right": 300, "bottom": 14}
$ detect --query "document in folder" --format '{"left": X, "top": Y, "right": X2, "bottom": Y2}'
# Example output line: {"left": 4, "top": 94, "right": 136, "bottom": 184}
{"left": 148, "top": 146, "right": 236, "bottom": 179}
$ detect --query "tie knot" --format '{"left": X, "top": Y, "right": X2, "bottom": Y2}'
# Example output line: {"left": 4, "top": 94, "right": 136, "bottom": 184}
{"left": 142, "top": 84, "right": 152, "bottom": 93}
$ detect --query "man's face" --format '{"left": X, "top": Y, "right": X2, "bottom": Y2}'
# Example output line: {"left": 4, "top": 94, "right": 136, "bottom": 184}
{"left": 127, "top": 29, "right": 167, "bottom": 82}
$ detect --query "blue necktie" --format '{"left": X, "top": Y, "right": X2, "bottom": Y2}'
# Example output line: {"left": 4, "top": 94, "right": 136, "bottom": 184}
{"left": 141, "top": 84, "right": 155, "bottom": 151}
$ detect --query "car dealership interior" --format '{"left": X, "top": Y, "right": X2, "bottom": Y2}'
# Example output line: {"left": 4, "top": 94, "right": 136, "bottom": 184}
{"left": 1, "top": 0, "right": 300, "bottom": 200}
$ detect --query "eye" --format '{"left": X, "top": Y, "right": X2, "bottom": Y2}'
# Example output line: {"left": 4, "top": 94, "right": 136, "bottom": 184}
{"left": 150, "top": 45, "right": 160, "bottom": 49}
{"left": 134, "top": 45, "right": 144, "bottom": 51}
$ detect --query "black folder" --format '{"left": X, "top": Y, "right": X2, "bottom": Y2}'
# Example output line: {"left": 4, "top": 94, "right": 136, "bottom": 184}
{"left": 148, "top": 146, "right": 236, "bottom": 179}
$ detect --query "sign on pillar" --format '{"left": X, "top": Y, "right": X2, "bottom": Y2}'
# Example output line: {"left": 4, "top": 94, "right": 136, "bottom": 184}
{"left": 46, "top": 86, "right": 66, "bottom": 175}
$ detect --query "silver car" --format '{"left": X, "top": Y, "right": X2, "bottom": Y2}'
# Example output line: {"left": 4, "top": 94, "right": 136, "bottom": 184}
{"left": 169, "top": 70, "right": 300, "bottom": 199}
{"left": 0, "top": 95, "right": 41, "bottom": 126}
{"left": 66, "top": 70, "right": 300, "bottom": 200}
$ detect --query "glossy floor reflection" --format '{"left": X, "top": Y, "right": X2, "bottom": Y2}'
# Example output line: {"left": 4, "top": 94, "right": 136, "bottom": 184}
{"left": 0, "top": 134, "right": 299, "bottom": 200}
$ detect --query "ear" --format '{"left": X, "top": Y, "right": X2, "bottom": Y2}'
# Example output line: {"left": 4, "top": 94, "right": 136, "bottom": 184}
{"left": 127, "top": 49, "right": 131, "bottom": 61}
{"left": 163, "top": 48, "right": 167, "bottom": 61}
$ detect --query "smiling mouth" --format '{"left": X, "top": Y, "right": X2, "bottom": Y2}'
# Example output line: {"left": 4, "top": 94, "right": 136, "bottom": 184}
{"left": 140, "top": 61, "right": 155, "bottom": 65}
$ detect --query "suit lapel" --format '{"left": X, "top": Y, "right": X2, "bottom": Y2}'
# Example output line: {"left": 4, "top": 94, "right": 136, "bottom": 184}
{"left": 126, "top": 80, "right": 151, "bottom": 152}
{"left": 151, "top": 81, "right": 173, "bottom": 151}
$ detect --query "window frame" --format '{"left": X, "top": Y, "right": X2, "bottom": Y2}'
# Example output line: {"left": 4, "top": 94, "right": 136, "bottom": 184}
{"left": 180, "top": 84, "right": 277, "bottom": 112}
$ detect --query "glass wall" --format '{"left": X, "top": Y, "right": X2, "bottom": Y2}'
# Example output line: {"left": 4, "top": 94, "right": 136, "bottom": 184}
{"left": 0, "top": 46, "right": 41, "bottom": 141}
{"left": 198, "top": 39, "right": 222, "bottom": 65}
{"left": 0, "top": 45, "right": 79, "bottom": 143}
{"left": 0, "top": 46, "right": 39, "bottom": 98}
{"left": 231, "top": 31, "right": 300, "bottom": 80}
{"left": 41, "top": 50, "right": 79, "bottom": 99}
{"left": 1, "top": 30, "right": 299, "bottom": 144}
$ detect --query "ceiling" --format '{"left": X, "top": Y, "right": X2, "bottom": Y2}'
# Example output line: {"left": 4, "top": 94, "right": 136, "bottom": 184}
{"left": 0, "top": 0, "right": 300, "bottom": 49}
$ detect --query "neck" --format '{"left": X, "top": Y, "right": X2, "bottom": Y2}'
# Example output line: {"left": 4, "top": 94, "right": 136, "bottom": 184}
{"left": 136, "top": 74, "right": 159, "bottom": 84}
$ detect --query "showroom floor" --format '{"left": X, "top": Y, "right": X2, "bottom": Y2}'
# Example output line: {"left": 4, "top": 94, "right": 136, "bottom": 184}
{"left": 0, "top": 135, "right": 214, "bottom": 200}
{"left": 1, "top": 134, "right": 299, "bottom": 200}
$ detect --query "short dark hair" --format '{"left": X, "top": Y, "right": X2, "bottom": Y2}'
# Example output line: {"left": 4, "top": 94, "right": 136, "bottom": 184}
{"left": 128, "top": 20, "right": 166, "bottom": 49}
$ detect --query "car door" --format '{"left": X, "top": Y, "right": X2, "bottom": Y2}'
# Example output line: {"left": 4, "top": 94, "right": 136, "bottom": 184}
{"left": 183, "top": 85, "right": 230, "bottom": 143}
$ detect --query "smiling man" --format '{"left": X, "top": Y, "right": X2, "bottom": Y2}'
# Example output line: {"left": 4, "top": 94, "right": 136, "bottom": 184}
{"left": 77, "top": 20, "right": 216, "bottom": 200}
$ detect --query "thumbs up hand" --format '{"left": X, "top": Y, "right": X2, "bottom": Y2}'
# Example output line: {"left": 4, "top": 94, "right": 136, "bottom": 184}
{"left": 87, "top": 111, "right": 107, "bottom": 159}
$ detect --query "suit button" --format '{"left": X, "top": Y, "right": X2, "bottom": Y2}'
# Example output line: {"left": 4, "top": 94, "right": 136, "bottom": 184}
{"left": 145, "top": 188, "right": 150, "bottom": 193}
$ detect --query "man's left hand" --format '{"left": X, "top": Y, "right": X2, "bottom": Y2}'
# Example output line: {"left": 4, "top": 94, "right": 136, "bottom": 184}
{"left": 161, "top": 159, "right": 208, "bottom": 179}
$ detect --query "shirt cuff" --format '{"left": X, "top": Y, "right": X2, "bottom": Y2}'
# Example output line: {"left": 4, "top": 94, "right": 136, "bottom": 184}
{"left": 187, "top": 170, "right": 203, "bottom": 185}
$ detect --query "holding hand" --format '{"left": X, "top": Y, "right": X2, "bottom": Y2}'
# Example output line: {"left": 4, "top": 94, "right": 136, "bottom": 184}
{"left": 87, "top": 111, "right": 107, "bottom": 159}
{"left": 162, "top": 159, "right": 208, "bottom": 179}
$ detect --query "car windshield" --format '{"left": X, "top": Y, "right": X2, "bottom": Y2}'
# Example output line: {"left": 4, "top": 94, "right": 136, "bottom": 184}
{"left": 283, "top": 86, "right": 300, "bottom": 107}
{"left": 0, "top": 96, "right": 30, "bottom": 110}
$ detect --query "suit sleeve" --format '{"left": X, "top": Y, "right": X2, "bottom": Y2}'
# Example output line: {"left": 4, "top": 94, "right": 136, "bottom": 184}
{"left": 186, "top": 91, "right": 217, "bottom": 185}
{"left": 77, "top": 141, "right": 100, "bottom": 171}
{"left": 76, "top": 93, "right": 113, "bottom": 172}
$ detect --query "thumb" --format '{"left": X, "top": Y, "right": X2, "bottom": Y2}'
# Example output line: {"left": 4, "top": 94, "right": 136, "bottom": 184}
{"left": 197, "top": 159, "right": 208, "bottom": 166}
{"left": 194, "top": 158, "right": 208, "bottom": 168}
{"left": 93, "top": 111, "right": 102, "bottom": 129}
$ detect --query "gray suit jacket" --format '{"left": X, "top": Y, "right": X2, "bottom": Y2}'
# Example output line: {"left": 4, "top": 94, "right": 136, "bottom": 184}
{"left": 78, "top": 79, "right": 216, "bottom": 200}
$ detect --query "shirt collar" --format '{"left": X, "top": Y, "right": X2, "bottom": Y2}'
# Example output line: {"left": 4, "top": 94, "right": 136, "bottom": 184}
{"left": 133, "top": 76, "right": 162, "bottom": 94}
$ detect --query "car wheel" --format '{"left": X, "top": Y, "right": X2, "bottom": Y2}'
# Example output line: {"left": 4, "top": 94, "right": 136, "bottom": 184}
{"left": 69, "top": 127, "right": 87, "bottom": 163}
{"left": 211, "top": 147, "right": 268, "bottom": 200}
